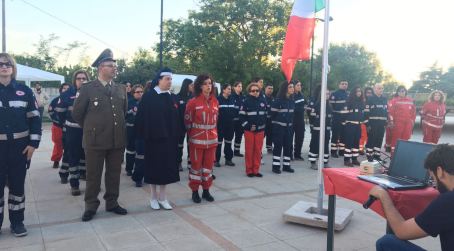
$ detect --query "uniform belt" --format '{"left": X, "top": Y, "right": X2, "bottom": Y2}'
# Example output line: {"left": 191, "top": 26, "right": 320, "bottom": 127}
{"left": 189, "top": 138, "right": 218, "bottom": 145}
{"left": 191, "top": 124, "right": 216, "bottom": 129}
{"left": 345, "top": 121, "right": 360, "bottom": 124}
{"left": 65, "top": 121, "right": 81, "bottom": 128}
{"left": 272, "top": 121, "right": 292, "bottom": 127}
{"left": 369, "top": 117, "right": 387, "bottom": 120}
{"left": 0, "top": 130, "right": 29, "bottom": 140}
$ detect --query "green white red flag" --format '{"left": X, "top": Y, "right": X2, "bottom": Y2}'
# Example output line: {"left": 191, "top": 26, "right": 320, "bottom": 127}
{"left": 281, "top": 0, "right": 325, "bottom": 81}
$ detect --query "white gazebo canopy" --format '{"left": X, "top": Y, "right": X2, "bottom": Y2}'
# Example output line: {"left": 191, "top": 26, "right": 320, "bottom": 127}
{"left": 16, "top": 64, "right": 65, "bottom": 86}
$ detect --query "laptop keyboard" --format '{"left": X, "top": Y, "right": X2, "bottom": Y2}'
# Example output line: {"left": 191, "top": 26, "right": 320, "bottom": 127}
{"left": 372, "top": 175, "right": 420, "bottom": 185}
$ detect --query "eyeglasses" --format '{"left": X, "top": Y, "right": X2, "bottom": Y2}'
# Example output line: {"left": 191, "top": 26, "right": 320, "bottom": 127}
{"left": 0, "top": 62, "right": 13, "bottom": 68}
{"left": 249, "top": 89, "right": 260, "bottom": 93}
{"left": 134, "top": 91, "right": 143, "bottom": 94}
{"left": 76, "top": 78, "right": 87, "bottom": 81}
{"left": 101, "top": 64, "right": 117, "bottom": 68}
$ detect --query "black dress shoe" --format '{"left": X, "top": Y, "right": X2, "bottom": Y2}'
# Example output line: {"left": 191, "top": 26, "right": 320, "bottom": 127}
{"left": 294, "top": 156, "right": 304, "bottom": 161}
{"left": 106, "top": 206, "right": 128, "bottom": 215}
{"left": 192, "top": 191, "right": 201, "bottom": 203}
{"left": 234, "top": 152, "right": 244, "bottom": 157}
{"left": 272, "top": 168, "right": 281, "bottom": 174}
{"left": 202, "top": 189, "right": 214, "bottom": 202}
{"left": 225, "top": 160, "right": 235, "bottom": 166}
{"left": 247, "top": 173, "right": 255, "bottom": 178}
{"left": 283, "top": 167, "right": 295, "bottom": 173}
{"left": 255, "top": 173, "right": 263, "bottom": 177}
{"left": 82, "top": 210, "right": 96, "bottom": 222}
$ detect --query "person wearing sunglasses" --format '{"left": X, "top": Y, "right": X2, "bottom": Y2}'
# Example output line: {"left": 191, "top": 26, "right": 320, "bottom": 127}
{"left": 239, "top": 83, "right": 268, "bottom": 177}
{"left": 56, "top": 70, "right": 90, "bottom": 195}
{"left": 0, "top": 53, "right": 41, "bottom": 236}
{"left": 270, "top": 81, "right": 295, "bottom": 174}
{"left": 388, "top": 85, "right": 416, "bottom": 154}
{"left": 125, "top": 84, "right": 144, "bottom": 186}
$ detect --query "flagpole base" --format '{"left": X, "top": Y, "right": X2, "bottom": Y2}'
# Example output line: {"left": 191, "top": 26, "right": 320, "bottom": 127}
{"left": 283, "top": 200, "right": 353, "bottom": 231}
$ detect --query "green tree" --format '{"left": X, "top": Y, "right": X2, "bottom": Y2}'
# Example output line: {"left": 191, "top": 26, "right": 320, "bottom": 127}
{"left": 409, "top": 63, "right": 443, "bottom": 94}
{"left": 158, "top": 0, "right": 291, "bottom": 85}
{"left": 116, "top": 48, "right": 160, "bottom": 85}
{"left": 312, "top": 43, "right": 384, "bottom": 90}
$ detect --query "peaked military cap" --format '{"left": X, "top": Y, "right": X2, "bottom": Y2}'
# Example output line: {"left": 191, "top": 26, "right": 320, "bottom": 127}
{"left": 91, "top": 48, "right": 116, "bottom": 67}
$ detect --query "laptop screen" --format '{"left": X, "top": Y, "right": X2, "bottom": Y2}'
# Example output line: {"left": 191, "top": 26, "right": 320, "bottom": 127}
{"left": 389, "top": 140, "right": 434, "bottom": 183}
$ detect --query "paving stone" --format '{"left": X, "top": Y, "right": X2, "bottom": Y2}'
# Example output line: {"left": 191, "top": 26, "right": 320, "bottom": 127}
{"left": 98, "top": 229, "right": 157, "bottom": 250}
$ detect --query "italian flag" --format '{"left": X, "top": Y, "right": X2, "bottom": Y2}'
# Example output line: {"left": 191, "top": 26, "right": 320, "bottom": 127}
{"left": 281, "top": 0, "right": 325, "bottom": 81}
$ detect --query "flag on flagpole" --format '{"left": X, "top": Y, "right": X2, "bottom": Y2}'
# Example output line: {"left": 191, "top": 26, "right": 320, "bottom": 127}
{"left": 281, "top": 0, "right": 325, "bottom": 81}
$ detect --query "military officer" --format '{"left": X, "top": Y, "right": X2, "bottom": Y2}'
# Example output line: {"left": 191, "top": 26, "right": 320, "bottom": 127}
{"left": 72, "top": 49, "right": 128, "bottom": 221}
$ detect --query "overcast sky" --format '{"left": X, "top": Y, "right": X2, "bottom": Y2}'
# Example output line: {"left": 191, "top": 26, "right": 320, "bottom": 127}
{"left": 7, "top": 0, "right": 454, "bottom": 84}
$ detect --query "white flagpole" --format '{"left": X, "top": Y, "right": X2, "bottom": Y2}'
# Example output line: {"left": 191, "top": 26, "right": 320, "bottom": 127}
{"left": 317, "top": 0, "right": 330, "bottom": 213}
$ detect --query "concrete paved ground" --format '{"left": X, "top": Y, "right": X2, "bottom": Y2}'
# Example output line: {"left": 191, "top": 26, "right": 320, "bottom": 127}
{"left": 0, "top": 118, "right": 446, "bottom": 251}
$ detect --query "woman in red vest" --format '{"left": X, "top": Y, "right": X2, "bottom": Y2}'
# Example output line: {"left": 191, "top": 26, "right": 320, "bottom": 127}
{"left": 421, "top": 90, "right": 446, "bottom": 144}
{"left": 184, "top": 74, "right": 219, "bottom": 203}
{"left": 388, "top": 86, "right": 416, "bottom": 152}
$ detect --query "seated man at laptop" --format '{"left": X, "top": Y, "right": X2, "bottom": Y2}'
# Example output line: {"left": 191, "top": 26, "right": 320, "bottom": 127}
{"left": 369, "top": 144, "right": 454, "bottom": 251}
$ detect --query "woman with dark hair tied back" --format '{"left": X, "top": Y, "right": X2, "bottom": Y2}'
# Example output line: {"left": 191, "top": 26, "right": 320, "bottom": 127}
{"left": 307, "top": 85, "right": 333, "bottom": 170}
{"left": 184, "top": 74, "right": 219, "bottom": 203}
{"left": 176, "top": 78, "right": 194, "bottom": 171}
{"left": 421, "top": 90, "right": 446, "bottom": 144}
{"left": 125, "top": 84, "right": 144, "bottom": 187}
{"left": 215, "top": 83, "right": 236, "bottom": 167}
{"left": 292, "top": 80, "right": 307, "bottom": 160}
{"left": 342, "top": 86, "right": 367, "bottom": 167}
{"left": 270, "top": 81, "right": 295, "bottom": 174}
{"left": 388, "top": 85, "right": 416, "bottom": 153}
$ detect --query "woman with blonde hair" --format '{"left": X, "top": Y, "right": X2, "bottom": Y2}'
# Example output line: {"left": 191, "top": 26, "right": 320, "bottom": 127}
{"left": 421, "top": 90, "right": 446, "bottom": 144}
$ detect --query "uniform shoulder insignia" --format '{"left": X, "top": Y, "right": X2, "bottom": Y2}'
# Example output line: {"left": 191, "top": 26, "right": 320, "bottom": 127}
{"left": 16, "top": 90, "right": 25, "bottom": 96}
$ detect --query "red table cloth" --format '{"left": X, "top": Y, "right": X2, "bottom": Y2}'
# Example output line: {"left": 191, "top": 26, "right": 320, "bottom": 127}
{"left": 323, "top": 168, "right": 439, "bottom": 219}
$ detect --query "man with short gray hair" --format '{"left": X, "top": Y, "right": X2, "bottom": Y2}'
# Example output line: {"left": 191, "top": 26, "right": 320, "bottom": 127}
{"left": 364, "top": 83, "right": 388, "bottom": 162}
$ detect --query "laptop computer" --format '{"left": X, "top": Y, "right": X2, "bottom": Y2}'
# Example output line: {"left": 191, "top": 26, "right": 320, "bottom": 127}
{"left": 358, "top": 140, "right": 434, "bottom": 190}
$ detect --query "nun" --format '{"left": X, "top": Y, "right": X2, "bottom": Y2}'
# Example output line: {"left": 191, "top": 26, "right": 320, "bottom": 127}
{"left": 135, "top": 68, "right": 181, "bottom": 210}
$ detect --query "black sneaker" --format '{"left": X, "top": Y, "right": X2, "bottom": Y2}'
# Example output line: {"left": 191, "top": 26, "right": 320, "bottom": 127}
{"left": 60, "top": 177, "right": 68, "bottom": 184}
{"left": 283, "top": 167, "right": 295, "bottom": 173}
{"left": 214, "top": 162, "right": 221, "bottom": 168}
{"left": 255, "top": 173, "right": 263, "bottom": 177}
{"left": 272, "top": 168, "right": 281, "bottom": 174}
{"left": 192, "top": 191, "right": 201, "bottom": 203}
{"left": 71, "top": 187, "right": 81, "bottom": 196}
{"left": 52, "top": 161, "right": 59, "bottom": 169}
{"left": 225, "top": 160, "right": 235, "bottom": 166}
{"left": 247, "top": 173, "right": 255, "bottom": 178}
{"left": 202, "top": 189, "right": 214, "bottom": 202}
{"left": 10, "top": 223, "right": 27, "bottom": 237}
